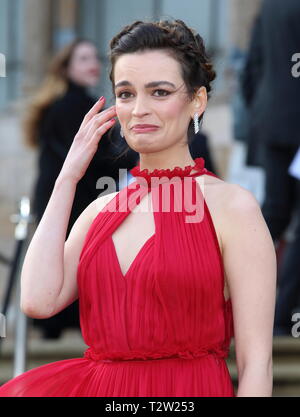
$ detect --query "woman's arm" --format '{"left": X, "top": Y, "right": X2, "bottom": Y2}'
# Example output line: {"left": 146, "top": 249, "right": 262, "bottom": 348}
{"left": 221, "top": 184, "right": 277, "bottom": 397}
{"left": 20, "top": 98, "right": 117, "bottom": 318}
{"left": 20, "top": 175, "right": 77, "bottom": 318}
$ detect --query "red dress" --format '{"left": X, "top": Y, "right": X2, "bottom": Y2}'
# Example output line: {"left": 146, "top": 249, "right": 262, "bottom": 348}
{"left": 0, "top": 157, "right": 235, "bottom": 397}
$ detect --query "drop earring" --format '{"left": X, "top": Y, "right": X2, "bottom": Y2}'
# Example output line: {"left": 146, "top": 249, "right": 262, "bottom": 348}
{"left": 193, "top": 113, "right": 200, "bottom": 134}
{"left": 120, "top": 127, "right": 124, "bottom": 138}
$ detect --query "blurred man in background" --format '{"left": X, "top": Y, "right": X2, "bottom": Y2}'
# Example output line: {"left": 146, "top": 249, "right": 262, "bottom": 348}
{"left": 241, "top": 0, "right": 300, "bottom": 335}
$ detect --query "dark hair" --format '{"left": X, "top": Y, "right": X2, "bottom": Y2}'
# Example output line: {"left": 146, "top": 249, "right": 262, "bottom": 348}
{"left": 108, "top": 19, "right": 216, "bottom": 157}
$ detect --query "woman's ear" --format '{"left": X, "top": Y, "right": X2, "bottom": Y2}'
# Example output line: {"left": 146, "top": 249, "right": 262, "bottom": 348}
{"left": 191, "top": 86, "right": 207, "bottom": 118}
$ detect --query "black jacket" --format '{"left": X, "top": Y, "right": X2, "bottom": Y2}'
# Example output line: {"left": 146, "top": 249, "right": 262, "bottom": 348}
{"left": 241, "top": 0, "right": 300, "bottom": 147}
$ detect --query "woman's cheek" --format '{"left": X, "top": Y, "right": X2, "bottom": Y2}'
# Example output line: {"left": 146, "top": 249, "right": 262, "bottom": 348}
{"left": 116, "top": 103, "right": 128, "bottom": 125}
{"left": 160, "top": 97, "right": 187, "bottom": 120}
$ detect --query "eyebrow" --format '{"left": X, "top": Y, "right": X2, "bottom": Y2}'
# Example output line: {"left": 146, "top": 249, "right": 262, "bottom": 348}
{"left": 114, "top": 80, "right": 176, "bottom": 89}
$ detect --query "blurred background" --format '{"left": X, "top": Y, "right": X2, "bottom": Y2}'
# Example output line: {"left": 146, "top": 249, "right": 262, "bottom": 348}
{"left": 0, "top": 0, "right": 300, "bottom": 396}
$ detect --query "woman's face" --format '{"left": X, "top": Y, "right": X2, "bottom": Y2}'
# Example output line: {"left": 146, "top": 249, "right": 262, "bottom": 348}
{"left": 67, "top": 42, "right": 101, "bottom": 87}
{"left": 113, "top": 50, "right": 205, "bottom": 154}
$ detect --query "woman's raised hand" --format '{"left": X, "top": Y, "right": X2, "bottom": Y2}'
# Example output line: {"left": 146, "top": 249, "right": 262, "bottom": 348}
{"left": 59, "top": 97, "right": 116, "bottom": 183}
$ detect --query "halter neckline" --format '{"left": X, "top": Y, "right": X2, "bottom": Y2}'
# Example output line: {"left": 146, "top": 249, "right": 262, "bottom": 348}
{"left": 130, "top": 157, "right": 206, "bottom": 184}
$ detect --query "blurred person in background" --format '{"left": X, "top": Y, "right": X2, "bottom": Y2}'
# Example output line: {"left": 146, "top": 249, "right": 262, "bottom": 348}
{"left": 23, "top": 39, "right": 138, "bottom": 339}
{"left": 240, "top": 0, "right": 300, "bottom": 335}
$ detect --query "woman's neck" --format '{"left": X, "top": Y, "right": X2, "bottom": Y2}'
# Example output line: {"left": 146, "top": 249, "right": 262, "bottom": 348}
{"left": 138, "top": 149, "right": 195, "bottom": 173}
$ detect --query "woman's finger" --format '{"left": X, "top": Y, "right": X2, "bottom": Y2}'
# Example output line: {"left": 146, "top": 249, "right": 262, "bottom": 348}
{"left": 85, "top": 105, "right": 117, "bottom": 138}
{"left": 81, "top": 96, "right": 106, "bottom": 128}
{"left": 90, "top": 118, "right": 116, "bottom": 144}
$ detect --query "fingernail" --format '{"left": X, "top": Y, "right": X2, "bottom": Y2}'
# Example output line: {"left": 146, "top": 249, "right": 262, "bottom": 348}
{"left": 99, "top": 96, "right": 104, "bottom": 102}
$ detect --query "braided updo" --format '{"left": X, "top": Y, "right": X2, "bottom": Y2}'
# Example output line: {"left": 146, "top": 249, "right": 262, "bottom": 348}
{"left": 109, "top": 19, "right": 216, "bottom": 103}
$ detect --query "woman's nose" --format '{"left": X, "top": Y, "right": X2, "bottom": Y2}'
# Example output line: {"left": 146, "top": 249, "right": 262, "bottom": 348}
{"left": 132, "top": 96, "right": 150, "bottom": 117}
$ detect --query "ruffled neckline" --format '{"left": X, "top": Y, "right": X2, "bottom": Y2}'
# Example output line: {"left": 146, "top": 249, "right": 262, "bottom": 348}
{"left": 130, "top": 157, "right": 206, "bottom": 184}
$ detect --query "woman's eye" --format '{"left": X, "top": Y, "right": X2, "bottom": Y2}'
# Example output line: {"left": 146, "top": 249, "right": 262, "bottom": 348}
{"left": 117, "top": 91, "right": 133, "bottom": 99}
{"left": 153, "top": 89, "right": 170, "bottom": 97}
{"left": 116, "top": 90, "right": 170, "bottom": 99}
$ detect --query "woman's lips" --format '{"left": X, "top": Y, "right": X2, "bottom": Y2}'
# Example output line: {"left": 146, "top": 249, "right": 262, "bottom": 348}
{"left": 131, "top": 124, "right": 159, "bottom": 133}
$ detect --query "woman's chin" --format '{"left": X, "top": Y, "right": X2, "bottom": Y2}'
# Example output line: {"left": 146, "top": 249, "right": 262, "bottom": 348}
{"left": 129, "top": 143, "right": 162, "bottom": 154}
{"left": 127, "top": 135, "right": 162, "bottom": 153}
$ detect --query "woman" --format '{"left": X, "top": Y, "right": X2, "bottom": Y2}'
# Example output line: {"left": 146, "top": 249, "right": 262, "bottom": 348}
{"left": 0, "top": 20, "right": 276, "bottom": 397}
{"left": 24, "top": 39, "right": 138, "bottom": 339}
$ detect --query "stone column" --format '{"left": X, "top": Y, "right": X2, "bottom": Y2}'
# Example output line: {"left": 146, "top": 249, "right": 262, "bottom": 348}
{"left": 229, "top": 0, "right": 262, "bottom": 50}
{"left": 22, "top": 0, "right": 53, "bottom": 95}
{"left": 54, "top": 0, "right": 77, "bottom": 48}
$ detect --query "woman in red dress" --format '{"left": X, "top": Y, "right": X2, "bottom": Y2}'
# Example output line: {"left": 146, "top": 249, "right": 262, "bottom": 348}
{"left": 0, "top": 19, "right": 276, "bottom": 397}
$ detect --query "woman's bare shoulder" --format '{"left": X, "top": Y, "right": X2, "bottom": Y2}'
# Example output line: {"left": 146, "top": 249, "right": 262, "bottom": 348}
{"left": 217, "top": 180, "right": 260, "bottom": 212}
{"left": 66, "top": 190, "right": 120, "bottom": 239}
{"left": 194, "top": 175, "right": 261, "bottom": 252}
{"left": 89, "top": 191, "right": 120, "bottom": 220}
{"left": 198, "top": 174, "right": 259, "bottom": 210}
{"left": 205, "top": 177, "right": 264, "bottom": 246}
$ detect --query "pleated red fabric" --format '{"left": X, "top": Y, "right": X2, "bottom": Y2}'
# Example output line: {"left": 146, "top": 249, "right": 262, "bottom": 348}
{"left": 0, "top": 157, "right": 235, "bottom": 397}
